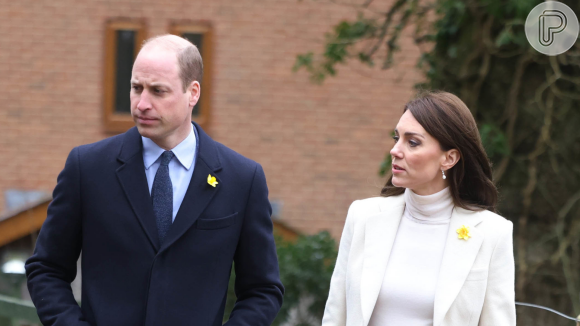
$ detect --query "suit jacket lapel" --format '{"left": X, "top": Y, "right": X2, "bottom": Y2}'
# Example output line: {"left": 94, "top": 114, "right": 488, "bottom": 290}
{"left": 433, "top": 206, "right": 484, "bottom": 326}
{"left": 360, "top": 195, "right": 405, "bottom": 326}
{"left": 116, "top": 127, "right": 161, "bottom": 251}
{"left": 160, "top": 122, "right": 222, "bottom": 252}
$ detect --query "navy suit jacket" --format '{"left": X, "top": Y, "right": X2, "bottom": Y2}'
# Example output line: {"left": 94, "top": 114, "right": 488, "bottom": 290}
{"left": 26, "top": 123, "right": 284, "bottom": 326}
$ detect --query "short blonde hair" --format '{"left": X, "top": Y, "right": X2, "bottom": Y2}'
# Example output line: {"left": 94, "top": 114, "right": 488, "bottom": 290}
{"left": 141, "top": 34, "right": 203, "bottom": 92}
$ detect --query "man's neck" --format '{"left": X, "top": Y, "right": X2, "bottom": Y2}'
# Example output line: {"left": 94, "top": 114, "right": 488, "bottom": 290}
{"left": 151, "top": 123, "right": 192, "bottom": 150}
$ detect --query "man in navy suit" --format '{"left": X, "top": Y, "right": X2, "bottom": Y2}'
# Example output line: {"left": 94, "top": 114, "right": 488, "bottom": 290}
{"left": 25, "top": 34, "right": 284, "bottom": 325}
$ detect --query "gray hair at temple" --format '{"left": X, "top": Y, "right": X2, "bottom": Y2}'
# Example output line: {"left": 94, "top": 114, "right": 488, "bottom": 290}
{"left": 141, "top": 34, "right": 203, "bottom": 93}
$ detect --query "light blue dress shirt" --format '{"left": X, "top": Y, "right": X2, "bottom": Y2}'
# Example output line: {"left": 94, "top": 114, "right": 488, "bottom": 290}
{"left": 142, "top": 123, "right": 197, "bottom": 222}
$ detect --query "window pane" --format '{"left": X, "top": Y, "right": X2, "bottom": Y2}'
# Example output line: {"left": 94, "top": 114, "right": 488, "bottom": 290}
{"left": 182, "top": 33, "right": 203, "bottom": 55}
{"left": 114, "top": 30, "right": 135, "bottom": 114}
{"left": 181, "top": 33, "right": 204, "bottom": 117}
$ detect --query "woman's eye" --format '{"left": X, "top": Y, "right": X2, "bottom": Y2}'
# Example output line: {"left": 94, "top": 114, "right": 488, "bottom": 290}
{"left": 393, "top": 136, "right": 419, "bottom": 147}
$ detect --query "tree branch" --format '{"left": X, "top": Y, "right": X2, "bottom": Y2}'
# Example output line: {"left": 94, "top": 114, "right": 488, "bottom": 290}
{"left": 492, "top": 53, "right": 532, "bottom": 183}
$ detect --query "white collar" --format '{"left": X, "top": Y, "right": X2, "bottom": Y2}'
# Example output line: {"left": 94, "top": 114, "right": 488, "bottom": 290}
{"left": 142, "top": 123, "right": 196, "bottom": 171}
{"left": 403, "top": 186, "right": 454, "bottom": 223}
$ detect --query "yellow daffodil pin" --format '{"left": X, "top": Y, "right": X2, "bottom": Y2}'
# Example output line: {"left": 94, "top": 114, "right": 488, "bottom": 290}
{"left": 207, "top": 174, "right": 218, "bottom": 187}
{"left": 456, "top": 225, "right": 471, "bottom": 240}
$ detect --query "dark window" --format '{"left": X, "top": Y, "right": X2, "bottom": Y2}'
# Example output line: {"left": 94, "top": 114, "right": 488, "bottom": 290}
{"left": 181, "top": 33, "right": 204, "bottom": 117}
{"left": 171, "top": 23, "right": 212, "bottom": 130}
{"left": 114, "top": 30, "right": 136, "bottom": 114}
{"left": 103, "top": 21, "right": 146, "bottom": 133}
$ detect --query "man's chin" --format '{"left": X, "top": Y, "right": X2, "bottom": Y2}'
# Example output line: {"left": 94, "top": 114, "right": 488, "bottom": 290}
{"left": 135, "top": 125, "right": 158, "bottom": 139}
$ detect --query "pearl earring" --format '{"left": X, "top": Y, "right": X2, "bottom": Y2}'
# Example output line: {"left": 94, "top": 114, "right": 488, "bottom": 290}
{"left": 442, "top": 169, "right": 446, "bottom": 180}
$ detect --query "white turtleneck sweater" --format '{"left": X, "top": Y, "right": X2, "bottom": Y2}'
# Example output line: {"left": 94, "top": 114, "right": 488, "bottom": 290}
{"left": 368, "top": 186, "right": 454, "bottom": 326}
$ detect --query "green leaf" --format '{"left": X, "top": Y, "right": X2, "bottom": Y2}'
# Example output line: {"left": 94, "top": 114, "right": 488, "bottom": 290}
{"left": 378, "top": 131, "right": 395, "bottom": 177}
{"left": 293, "top": 52, "right": 314, "bottom": 72}
{"left": 479, "top": 123, "right": 509, "bottom": 160}
{"left": 495, "top": 28, "right": 514, "bottom": 47}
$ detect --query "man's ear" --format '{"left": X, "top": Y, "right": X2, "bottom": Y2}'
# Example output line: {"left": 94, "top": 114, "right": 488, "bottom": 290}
{"left": 188, "top": 81, "right": 201, "bottom": 109}
{"left": 443, "top": 149, "right": 460, "bottom": 170}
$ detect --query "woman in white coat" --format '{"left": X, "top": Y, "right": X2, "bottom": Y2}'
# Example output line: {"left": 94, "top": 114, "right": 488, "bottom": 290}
{"left": 322, "top": 91, "right": 516, "bottom": 326}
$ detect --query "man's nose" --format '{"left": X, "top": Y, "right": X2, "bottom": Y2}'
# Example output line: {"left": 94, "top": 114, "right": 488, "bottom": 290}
{"left": 136, "top": 90, "right": 152, "bottom": 111}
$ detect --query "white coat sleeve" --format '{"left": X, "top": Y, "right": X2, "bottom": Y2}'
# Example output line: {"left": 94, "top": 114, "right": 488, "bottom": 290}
{"left": 321, "top": 200, "right": 359, "bottom": 326}
{"left": 479, "top": 221, "right": 516, "bottom": 326}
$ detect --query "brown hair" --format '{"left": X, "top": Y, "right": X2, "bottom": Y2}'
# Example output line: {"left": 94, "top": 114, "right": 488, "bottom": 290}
{"left": 381, "top": 91, "right": 498, "bottom": 213}
{"left": 141, "top": 34, "right": 203, "bottom": 92}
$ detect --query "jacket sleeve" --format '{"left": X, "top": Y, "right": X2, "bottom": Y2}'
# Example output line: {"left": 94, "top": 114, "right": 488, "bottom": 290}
{"left": 25, "top": 147, "right": 90, "bottom": 326}
{"left": 321, "top": 200, "right": 359, "bottom": 326}
{"left": 479, "top": 221, "right": 516, "bottom": 326}
{"left": 224, "top": 164, "right": 284, "bottom": 326}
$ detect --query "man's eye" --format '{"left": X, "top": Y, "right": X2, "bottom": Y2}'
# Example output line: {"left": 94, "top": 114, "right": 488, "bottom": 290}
{"left": 132, "top": 86, "right": 142, "bottom": 91}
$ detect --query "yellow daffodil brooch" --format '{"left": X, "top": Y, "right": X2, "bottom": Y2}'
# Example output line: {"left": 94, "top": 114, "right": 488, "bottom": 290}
{"left": 207, "top": 174, "right": 218, "bottom": 187}
{"left": 456, "top": 225, "right": 471, "bottom": 240}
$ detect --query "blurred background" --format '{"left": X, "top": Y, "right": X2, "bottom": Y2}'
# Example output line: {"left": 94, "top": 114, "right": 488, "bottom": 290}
{"left": 0, "top": 0, "right": 578, "bottom": 325}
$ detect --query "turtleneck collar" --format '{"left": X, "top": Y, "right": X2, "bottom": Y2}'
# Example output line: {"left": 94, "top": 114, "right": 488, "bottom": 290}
{"left": 403, "top": 186, "right": 454, "bottom": 224}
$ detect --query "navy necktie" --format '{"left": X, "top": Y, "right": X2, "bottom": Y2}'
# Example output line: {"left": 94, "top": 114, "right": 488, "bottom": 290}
{"left": 152, "top": 151, "right": 175, "bottom": 243}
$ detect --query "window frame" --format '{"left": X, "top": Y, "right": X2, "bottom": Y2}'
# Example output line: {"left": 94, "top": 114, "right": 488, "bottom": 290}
{"left": 170, "top": 22, "right": 213, "bottom": 130}
{"left": 103, "top": 19, "right": 146, "bottom": 133}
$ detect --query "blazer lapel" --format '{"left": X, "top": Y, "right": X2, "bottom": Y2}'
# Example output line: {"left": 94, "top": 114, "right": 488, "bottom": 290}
{"left": 360, "top": 195, "right": 405, "bottom": 326}
{"left": 433, "top": 206, "right": 485, "bottom": 326}
{"left": 116, "top": 127, "right": 161, "bottom": 252}
{"left": 160, "top": 122, "right": 222, "bottom": 252}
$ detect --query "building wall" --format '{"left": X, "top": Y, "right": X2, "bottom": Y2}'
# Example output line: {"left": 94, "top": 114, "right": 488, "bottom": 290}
{"left": 0, "top": 0, "right": 423, "bottom": 239}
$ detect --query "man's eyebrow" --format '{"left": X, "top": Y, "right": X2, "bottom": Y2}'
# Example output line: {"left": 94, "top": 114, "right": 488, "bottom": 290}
{"left": 149, "top": 82, "right": 170, "bottom": 88}
{"left": 394, "top": 129, "right": 425, "bottom": 138}
{"left": 129, "top": 80, "right": 170, "bottom": 88}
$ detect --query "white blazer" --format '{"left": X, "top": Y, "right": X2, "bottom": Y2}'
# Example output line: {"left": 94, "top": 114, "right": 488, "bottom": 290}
{"left": 322, "top": 194, "right": 516, "bottom": 326}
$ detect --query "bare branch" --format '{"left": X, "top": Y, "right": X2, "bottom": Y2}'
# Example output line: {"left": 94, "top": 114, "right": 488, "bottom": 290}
{"left": 492, "top": 53, "right": 532, "bottom": 183}
{"left": 362, "top": 0, "right": 410, "bottom": 59}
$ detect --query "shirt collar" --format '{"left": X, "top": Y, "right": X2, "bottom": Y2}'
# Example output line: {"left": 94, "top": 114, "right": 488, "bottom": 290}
{"left": 142, "top": 123, "right": 197, "bottom": 170}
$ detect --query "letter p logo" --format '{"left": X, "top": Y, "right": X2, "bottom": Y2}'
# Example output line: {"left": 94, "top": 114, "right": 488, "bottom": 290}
{"left": 525, "top": 1, "right": 579, "bottom": 56}
{"left": 539, "top": 10, "right": 567, "bottom": 46}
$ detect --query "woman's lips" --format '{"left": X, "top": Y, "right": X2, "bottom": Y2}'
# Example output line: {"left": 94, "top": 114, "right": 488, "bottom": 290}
{"left": 392, "top": 164, "right": 406, "bottom": 173}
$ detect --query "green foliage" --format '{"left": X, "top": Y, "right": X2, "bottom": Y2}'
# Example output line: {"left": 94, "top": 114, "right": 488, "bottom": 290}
{"left": 274, "top": 231, "right": 337, "bottom": 325}
{"left": 378, "top": 152, "right": 392, "bottom": 178}
{"left": 378, "top": 130, "right": 396, "bottom": 177}
{"left": 224, "top": 231, "right": 338, "bottom": 325}
{"left": 293, "top": 14, "right": 378, "bottom": 83}
{"left": 479, "top": 123, "right": 509, "bottom": 161}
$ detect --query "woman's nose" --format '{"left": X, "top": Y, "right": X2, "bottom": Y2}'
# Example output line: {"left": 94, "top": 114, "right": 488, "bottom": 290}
{"left": 390, "top": 143, "right": 402, "bottom": 158}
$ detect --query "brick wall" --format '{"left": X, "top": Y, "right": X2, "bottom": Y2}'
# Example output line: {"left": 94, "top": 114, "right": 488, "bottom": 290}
{"left": 0, "top": 0, "right": 423, "bottom": 239}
